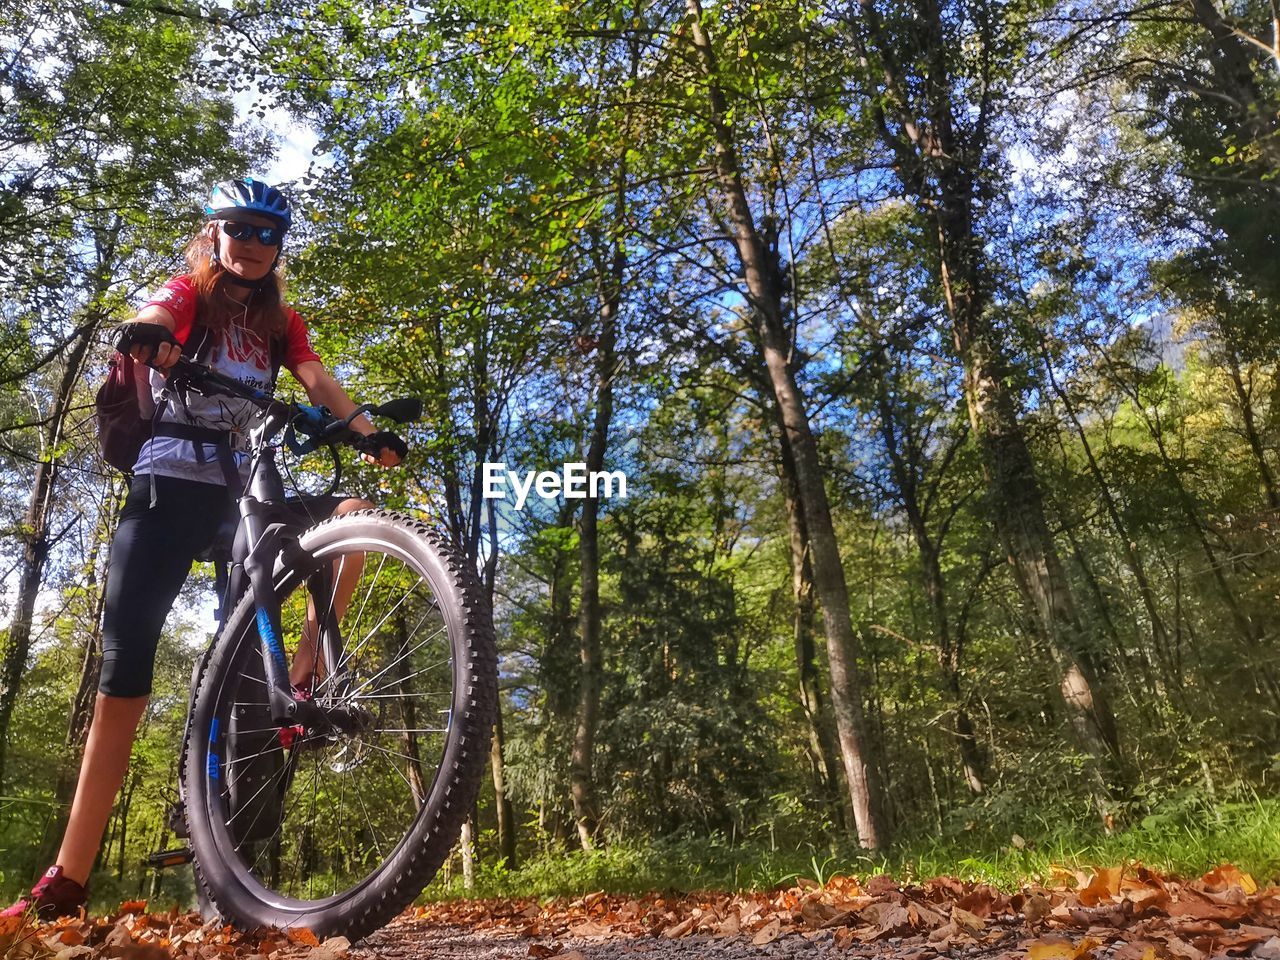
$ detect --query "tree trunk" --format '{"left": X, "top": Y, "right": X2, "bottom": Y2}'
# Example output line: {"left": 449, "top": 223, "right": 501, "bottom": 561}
{"left": 685, "top": 0, "right": 889, "bottom": 847}
{"left": 571, "top": 229, "right": 622, "bottom": 851}
{"left": 775, "top": 410, "right": 847, "bottom": 822}
{"left": 958, "top": 322, "right": 1124, "bottom": 793}
{"left": 1223, "top": 349, "right": 1280, "bottom": 510}
{"left": 479, "top": 494, "right": 516, "bottom": 864}
{"left": 490, "top": 707, "right": 517, "bottom": 867}
{"left": 116, "top": 769, "right": 137, "bottom": 880}
{"left": 38, "top": 484, "right": 121, "bottom": 866}
{"left": 1184, "top": 0, "right": 1280, "bottom": 167}
{"left": 459, "top": 816, "right": 475, "bottom": 891}
{"left": 0, "top": 310, "right": 105, "bottom": 788}
{"left": 873, "top": 391, "right": 987, "bottom": 794}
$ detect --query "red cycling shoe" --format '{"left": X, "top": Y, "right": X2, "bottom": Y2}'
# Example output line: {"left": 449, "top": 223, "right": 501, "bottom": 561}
{"left": 1, "top": 866, "right": 87, "bottom": 920}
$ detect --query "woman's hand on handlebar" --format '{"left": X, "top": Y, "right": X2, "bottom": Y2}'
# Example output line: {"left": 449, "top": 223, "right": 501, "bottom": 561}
{"left": 117, "top": 321, "right": 182, "bottom": 370}
{"left": 353, "top": 430, "right": 407, "bottom": 468}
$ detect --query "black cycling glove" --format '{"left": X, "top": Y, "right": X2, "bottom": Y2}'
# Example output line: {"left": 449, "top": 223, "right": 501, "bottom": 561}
{"left": 354, "top": 430, "right": 409, "bottom": 461}
{"left": 116, "top": 322, "right": 181, "bottom": 354}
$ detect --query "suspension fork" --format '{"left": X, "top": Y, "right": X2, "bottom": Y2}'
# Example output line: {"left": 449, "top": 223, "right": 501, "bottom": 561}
{"left": 237, "top": 450, "right": 301, "bottom": 725}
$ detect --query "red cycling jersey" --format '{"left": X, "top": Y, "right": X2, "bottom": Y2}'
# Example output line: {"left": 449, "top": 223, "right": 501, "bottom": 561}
{"left": 144, "top": 275, "right": 322, "bottom": 371}
{"left": 134, "top": 275, "right": 324, "bottom": 484}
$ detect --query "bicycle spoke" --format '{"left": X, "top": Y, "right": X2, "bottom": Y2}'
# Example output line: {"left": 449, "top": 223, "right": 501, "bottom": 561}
{"left": 224, "top": 740, "right": 285, "bottom": 771}
{"left": 335, "top": 575, "right": 425, "bottom": 676}
{"left": 355, "top": 656, "right": 451, "bottom": 701}
{"left": 369, "top": 745, "right": 418, "bottom": 798}
{"left": 347, "top": 552, "right": 387, "bottom": 654}
{"left": 353, "top": 739, "right": 440, "bottom": 768}
{"left": 336, "top": 760, "right": 347, "bottom": 898}
{"left": 367, "top": 727, "right": 449, "bottom": 735}
{"left": 351, "top": 771, "right": 385, "bottom": 861}
{"left": 345, "top": 629, "right": 448, "bottom": 701}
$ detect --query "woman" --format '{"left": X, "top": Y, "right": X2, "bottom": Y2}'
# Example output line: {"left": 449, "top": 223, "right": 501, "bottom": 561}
{"left": 4, "top": 178, "right": 406, "bottom": 919}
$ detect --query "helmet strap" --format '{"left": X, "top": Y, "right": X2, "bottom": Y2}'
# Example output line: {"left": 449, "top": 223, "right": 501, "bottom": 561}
{"left": 223, "top": 272, "right": 267, "bottom": 290}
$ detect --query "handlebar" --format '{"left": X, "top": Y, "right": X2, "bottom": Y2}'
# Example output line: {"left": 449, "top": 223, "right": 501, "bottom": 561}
{"left": 166, "top": 356, "right": 423, "bottom": 456}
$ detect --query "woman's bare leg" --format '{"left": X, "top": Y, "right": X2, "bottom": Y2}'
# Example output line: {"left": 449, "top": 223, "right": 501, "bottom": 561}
{"left": 56, "top": 693, "right": 149, "bottom": 885}
{"left": 290, "top": 498, "right": 372, "bottom": 689}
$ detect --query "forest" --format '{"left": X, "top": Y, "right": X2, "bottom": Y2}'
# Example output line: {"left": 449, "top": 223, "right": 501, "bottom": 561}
{"left": 1, "top": 0, "right": 1279, "bottom": 907}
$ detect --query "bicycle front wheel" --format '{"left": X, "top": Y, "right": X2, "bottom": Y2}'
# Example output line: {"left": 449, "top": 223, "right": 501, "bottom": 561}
{"left": 182, "top": 509, "right": 497, "bottom": 940}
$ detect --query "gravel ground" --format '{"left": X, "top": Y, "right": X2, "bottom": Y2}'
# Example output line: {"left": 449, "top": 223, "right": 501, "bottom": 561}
{"left": 353, "top": 918, "right": 1025, "bottom": 960}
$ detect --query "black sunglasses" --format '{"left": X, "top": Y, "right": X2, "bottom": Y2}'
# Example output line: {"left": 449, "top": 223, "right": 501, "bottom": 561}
{"left": 220, "top": 220, "right": 284, "bottom": 246}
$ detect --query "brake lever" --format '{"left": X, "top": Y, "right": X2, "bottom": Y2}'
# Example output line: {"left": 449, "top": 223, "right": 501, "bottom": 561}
{"left": 285, "top": 404, "right": 334, "bottom": 456}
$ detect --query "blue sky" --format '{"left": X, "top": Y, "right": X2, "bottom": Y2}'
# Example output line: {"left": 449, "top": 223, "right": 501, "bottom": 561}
{"left": 233, "top": 89, "right": 319, "bottom": 186}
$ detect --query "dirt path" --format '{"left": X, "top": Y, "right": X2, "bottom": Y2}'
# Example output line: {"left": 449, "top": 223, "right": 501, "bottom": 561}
{"left": 354, "top": 915, "right": 1026, "bottom": 960}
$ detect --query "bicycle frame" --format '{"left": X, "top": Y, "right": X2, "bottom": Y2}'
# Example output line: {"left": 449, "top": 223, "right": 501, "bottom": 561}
{"left": 151, "top": 357, "right": 422, "bottom": 875}
{"left": 168, "top": 359, "right": 416, "bottom": 771}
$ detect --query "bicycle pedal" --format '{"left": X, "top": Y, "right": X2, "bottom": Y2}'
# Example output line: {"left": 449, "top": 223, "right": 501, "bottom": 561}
{"left": 146, "top": 847, "right": 194, "bottom": 869}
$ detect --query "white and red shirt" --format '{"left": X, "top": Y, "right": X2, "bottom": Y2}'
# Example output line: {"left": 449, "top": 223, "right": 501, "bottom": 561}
{"left": 132, "top": 275, "right": 323, "bottom": 485}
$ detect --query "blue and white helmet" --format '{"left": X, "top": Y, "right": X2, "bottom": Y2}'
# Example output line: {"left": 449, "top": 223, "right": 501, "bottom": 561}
{"left": 205, "top": 177, "right": 292, "bottom": 231}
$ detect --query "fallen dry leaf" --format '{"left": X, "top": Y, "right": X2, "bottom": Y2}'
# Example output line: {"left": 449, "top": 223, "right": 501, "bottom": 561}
{"left": 714, "top": 913, "right": 740, "bottom": 937}
{"left": 1024, "top": 892, "right": 1054, "bottom": 925}
{"left": 751, "top": 918, "right": 781, "bottom": 945}
{"left": 1167, "top": 899, "right": 1248, "bottom": 923}
{"left": 660, "top": 917, "right": 694, "bottom": 939}
{"left": 1027, "top": 935, "right": 1103, "bottom": 960}
{"left": 285, "top": 929, "right": 319, "bottom": 948}
{"left": 951, "top": 904, "right": 986, "bottom": 935}
{"left": 1200, "top": 865, "right": 1258, "bottom": 896}
{"left": 909, "top": 902, "right": 949, "bottom": 930}
{"left": 1110, "top": 943, "right": 1159, "bottom": 960}
{"left": 566, "top": 920, "right": 610, "bottom": 939}
{"left": 1079, "top": 868, "right": 1124, "bottom": 907}
{"left": 928, "top": 920, "right": 961, "bottom": 943}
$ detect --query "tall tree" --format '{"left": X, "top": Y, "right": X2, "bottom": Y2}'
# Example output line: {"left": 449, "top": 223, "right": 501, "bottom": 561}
{"left": 0, "top": 2, "right": 249, "bottom": 780}
{"left": 839, "top": 0, "right": 1128, "bottom": 808}
{"left": 677, "top": 0, "right": 890, "bottom": 847}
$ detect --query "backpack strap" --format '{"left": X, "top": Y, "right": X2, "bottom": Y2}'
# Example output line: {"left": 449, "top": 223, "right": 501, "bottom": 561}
{"left": 151, "top": 323, "right": 218, "bottom": 476}
{"left": 153, "top": 422, "right": 242, "bottom": 489}
{"left": 268, "top": 333, "right": 284, "bottom": 387}
{"left": 146, "top": 323, "right": 266, "bottom": 506}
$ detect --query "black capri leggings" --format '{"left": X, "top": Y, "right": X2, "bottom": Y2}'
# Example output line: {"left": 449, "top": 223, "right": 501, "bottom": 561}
{"left": 99, "top": 474, "right": 344, "bottom": 698}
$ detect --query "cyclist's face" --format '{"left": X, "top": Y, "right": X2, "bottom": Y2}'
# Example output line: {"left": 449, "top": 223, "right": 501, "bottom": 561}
{"left": 212, "top": 212, "right": 280, "bottom": 281}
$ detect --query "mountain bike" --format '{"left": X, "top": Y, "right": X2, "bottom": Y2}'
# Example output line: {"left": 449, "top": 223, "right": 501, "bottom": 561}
{"left": 147, "top": 356, "right": 497, "bottom": 941}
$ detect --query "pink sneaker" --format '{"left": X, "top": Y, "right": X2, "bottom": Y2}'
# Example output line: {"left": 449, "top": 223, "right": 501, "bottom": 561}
{"left": 1, "top": 866, "right": 87, "bottom": 920}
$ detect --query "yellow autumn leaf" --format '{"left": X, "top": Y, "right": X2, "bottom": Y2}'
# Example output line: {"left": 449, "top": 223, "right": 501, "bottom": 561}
{"left": 1028, "top": 937, "right": 1101, "bottom": 960}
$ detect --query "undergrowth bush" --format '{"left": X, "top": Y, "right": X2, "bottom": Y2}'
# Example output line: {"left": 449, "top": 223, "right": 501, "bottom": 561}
{"left": 423, "top": 795, "right": 1280, "bottom": 901}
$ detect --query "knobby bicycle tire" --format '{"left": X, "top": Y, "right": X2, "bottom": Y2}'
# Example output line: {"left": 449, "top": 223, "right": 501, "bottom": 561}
{"left": 181, "top": 509, "right": 497, "bottom": 940}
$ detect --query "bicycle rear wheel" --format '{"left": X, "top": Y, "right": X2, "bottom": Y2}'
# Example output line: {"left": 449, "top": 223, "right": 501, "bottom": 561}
{"left": 182, "top": 509, "right": 497, "bottom": 940}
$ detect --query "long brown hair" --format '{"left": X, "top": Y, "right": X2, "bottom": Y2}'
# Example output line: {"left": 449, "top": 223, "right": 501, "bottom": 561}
{"left": 183, "top": 231, "right": 289, "bottom": 338}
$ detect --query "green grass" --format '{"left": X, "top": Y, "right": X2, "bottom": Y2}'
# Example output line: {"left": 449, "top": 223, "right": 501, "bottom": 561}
{"left": 423, "top": 796, "right": 1280, "bottom": 901}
